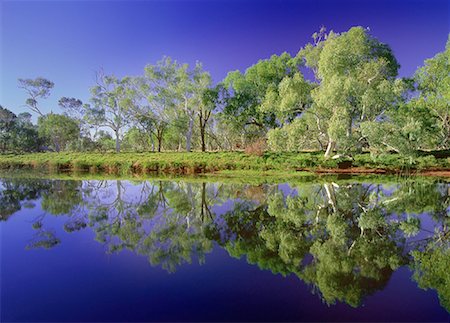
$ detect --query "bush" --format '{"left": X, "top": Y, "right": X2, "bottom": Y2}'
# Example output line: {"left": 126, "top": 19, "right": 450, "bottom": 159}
{"left": 245, "top": 139, "right": 267, "bottom": 156}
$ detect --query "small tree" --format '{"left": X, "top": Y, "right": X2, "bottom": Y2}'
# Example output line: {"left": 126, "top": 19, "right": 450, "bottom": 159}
{"left": 0, "top": 106, "right": 17, "bottom": 152}
{"left": 38, "top": 113, "right": 79, "bottom": 152}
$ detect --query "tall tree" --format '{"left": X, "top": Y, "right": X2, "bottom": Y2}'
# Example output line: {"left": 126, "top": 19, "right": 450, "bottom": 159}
{"left": 136, "top": 57, "right": 179, "bottom": 152}
{"left": 174, "top": 61, "right": 211, "bottom": 152}
{"left": 221, "top": 52, "right": 300, "bottom": 144}
{"left": 198, "top": 84, "right": 224, "bottom": 152}
{"left": 18, "top": 77, "right": 54, "bottom": 116}
{"left": 298, "top": 27, "right": 402, "bottom": 157}
{"left": 413, "top": 35, "right": 450, "bottom": 149}
{"left": 86, "top": 71, "right": 134, "bottom": 152}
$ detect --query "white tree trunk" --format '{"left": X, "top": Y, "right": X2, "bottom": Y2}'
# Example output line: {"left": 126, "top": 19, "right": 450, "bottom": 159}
{"left": 323, "top": 183, "right": 337, "bottom": 213}
{"left": 324, "top": 139, "right": 335, "bottom": 158}
{"left": 150, "top": 135, "right": 155, "bottom": 152}
{"left": 186, "top": 115, "right": 194, "bottom": 152}
{"left": 115, "top": 130, "right": 120, "bottom": 152}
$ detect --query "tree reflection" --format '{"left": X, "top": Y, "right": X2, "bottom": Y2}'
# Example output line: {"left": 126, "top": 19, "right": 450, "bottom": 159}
{"left": 1, "top": 176, "right": 448, "bottom": 310}
{"left": 0, "top": 178, "right": 50, "bottom": 221}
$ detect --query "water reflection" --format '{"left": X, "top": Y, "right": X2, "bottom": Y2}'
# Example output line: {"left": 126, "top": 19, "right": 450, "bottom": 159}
{"left": 1, "top": 177, "right": 449, "bottom": 311}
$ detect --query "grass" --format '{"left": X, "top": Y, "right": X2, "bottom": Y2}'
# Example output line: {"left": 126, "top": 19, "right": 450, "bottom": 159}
{"left": 0, "top": 151, "right": 448, "bottom": 176}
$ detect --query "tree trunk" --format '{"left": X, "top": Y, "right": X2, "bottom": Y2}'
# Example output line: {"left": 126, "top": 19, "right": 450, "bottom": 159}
{"left": 323, "top": 183, "right": 337, "bottom": 214}
{"left": 201, "top": 182, "right": 211, "bottom": 220}
{"left": 155, "top": 126, "right": 164, "bottom": 153}
{"left": 186, "top": 115, "right": 194, "bottom": 152}
{"left": 324, "top": 139, "right": 335, "bottom": 158}
{"left": 200, "top": 124, "right": 206, "bottom": 152}
{"left": 115, "top": 130, "right": 120, "bottom": 152}
{"left": 157, "top": 131, "right": 162, "bottom": 153}
{"left": 346, "top": 118, "right": 352, "bottom": 138}
{"left": 54, "top": 140, "right": 61, "bottom": 153}
{"left": 150, "top": 137, "right": 155, "bottom": 152}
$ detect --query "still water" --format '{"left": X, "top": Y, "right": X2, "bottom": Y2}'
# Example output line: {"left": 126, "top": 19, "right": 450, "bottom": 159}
{"left": 1, "top": 176, "right": 449, "bottom": 322}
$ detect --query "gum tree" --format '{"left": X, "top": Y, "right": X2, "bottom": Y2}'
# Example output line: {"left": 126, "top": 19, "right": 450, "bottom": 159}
{"left": 137, "top": 57, "right": 179, "bottom": 152}
{"left": 173, "top": 61, "right": 211, "bottom": 152}
{"left": 413, "top": 35, "right": 450, "bottom": 149}
{"left": 18, "top": 77, "right": 54, "bottom": 116}
{"left": 221, "top": 52, "right": 300, "bottom": 144}
{"left": 298, "top": 27, "right": 402, "bottom": 157}
{"left": 84, "top": 71, "right": 135, "bottom": 152}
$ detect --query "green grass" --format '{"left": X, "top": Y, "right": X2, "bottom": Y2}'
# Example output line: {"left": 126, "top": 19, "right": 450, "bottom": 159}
{"left": 0, "top": 151, "right": 448, "bottom": 176}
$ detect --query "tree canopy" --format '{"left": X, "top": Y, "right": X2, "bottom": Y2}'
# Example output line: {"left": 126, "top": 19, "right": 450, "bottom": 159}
{"left": 2, "top": 27, "right": 449, "bottom": 157}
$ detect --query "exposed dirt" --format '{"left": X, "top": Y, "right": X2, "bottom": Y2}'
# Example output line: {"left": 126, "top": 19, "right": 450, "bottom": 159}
{"left": 418, "top": 170, "right": 450, "bottom": 177}
{"left": 298, "top": 167, "right": 450, "bottom": 177}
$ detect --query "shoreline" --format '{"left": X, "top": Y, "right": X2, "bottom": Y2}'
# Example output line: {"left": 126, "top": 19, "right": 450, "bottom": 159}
{"left": 0, "top": 152, "right": 448, "bottom": 177}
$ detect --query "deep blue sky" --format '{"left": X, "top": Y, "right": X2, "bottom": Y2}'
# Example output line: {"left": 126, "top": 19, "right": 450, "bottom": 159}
{"left": 1, "top": 0, "right": 449, "bottom": 118}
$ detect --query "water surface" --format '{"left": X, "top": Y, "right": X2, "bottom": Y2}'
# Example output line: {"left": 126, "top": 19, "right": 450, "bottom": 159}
{"left": 1, "top": 176, "right": 449, "bottom": 322}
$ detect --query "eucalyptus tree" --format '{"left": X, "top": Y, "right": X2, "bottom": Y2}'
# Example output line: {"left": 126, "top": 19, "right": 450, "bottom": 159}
{"left": 198, "top": 84, "right": 223, "bottom": 151}
{"left": 58, "top": 97, "right": 85, "bottom": 127}
{"left": 360, "top": 101, "right": 437, "bottom": 155}
{"left": 359, "top": 36, "right": 450, "bottom": 155}
{"left": 80, "top": 71, "right": 136, "bottom": 152}
{"left": 260, "top": 72, "right": 313, "bottom": 125}
{"left": 262, "top": 72, "right": 317, "bottom": 151}
{"left": 173, "top": 61, "right": 212, "bottom": 152}
{"left": 18, "top": 77, "right": 54, "bottom": 116}
{"left": 413, "top": 35, "right": 450, "bottom": 149}
{"left": 360, "top": 35, "right": 450, "bottom": 155}
{"left": 221, "top": 52, "right": 300, "bottom": 144}
{"left": 297, "top": 26, "right": 403, "bottom": 157}
{"left": 58, "top": 97, "right": 83, "bottom": 113}
{"left": 136, "top": 57, "right": 180, "bottom": 152}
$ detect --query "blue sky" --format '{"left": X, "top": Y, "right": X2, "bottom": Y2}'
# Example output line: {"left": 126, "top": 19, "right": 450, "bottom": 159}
{"left": 1, "top": 0, "right": 449, "bottom": 119}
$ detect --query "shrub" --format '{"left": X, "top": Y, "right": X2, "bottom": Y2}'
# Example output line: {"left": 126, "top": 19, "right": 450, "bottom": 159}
{"left": 245, "top": 139, "right": 267, "bottom": 157}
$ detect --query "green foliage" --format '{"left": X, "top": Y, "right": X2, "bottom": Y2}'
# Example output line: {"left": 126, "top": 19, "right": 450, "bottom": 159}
{"left": 122, "top": 127, "right": 152, "bottom": 152}
{"left": 0, "top": 107, "right": 41, "bottom": 153}
{"left": 221, "top": 52, "right": 300, "bottom": 141}
{"left": 0, "top": 106, "right": 18, "bottom": 152}
{"left": 5, "top": 29, "right": 450, "bottom": 159}
{"left": 18, "top": 77, "right": 54, "bottom": 116}
{"left": 303, "top": 27, "right": 402, "bottom": 156}
{"left": 361, "top": 102, "right": 439, "bottom": 155}
{"left": 412, "top": 246, "right": 450, "bottom": 311}
{"left": 413, "top": 36, "right": 450, "bottom": 149}
{"left": 38, "top": 113, "right": 80, "bottom": 152}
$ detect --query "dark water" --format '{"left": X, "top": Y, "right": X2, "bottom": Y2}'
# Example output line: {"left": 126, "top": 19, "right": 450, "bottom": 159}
{"left": 1, "top": 176, "right": 449, "bottom": 322}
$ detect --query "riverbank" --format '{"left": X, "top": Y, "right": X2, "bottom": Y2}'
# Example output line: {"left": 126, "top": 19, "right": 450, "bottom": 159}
{"left": 0, "top": 151, "right": 448, "bottom": 176}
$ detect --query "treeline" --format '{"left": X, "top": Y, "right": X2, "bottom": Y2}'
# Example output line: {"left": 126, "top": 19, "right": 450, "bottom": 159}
{"left": 1, "top": 26, "right": 449, "bottom": 157}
